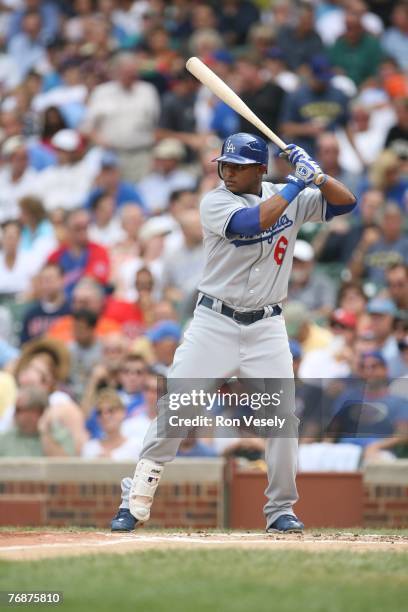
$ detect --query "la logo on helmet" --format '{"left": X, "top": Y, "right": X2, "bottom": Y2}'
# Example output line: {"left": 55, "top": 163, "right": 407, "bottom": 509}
{"left": 225, "top": 140, "right": 235, "bottom": 153}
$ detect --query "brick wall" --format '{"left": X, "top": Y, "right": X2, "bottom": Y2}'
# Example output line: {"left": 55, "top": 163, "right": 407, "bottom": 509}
{"left": 227, "top": 460, "right": 408, "bottom": 529}
{"left": 1, "top": 458, "right": 407, "bottom": 529}
{"left": 363, "top": 462, "right": 408, "bottom": 528}
{"left": 0, "top": 459, "right": 225, "bottom": 529}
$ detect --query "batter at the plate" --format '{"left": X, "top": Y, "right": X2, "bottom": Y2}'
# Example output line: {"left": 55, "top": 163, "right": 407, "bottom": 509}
{"left": 111, "top": 132, "right": 357, "bottom": 533}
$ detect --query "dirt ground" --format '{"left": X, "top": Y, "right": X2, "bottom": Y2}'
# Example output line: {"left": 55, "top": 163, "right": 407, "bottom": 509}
{"left": 1, "top": 530, "right": 408, "bottom": 561}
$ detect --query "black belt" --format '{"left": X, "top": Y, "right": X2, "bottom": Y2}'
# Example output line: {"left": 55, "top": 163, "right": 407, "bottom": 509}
{"left": 199, "top": 295, "right": 281, "bottom": 326}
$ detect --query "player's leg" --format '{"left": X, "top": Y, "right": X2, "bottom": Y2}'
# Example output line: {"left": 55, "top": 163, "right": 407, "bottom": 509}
{"left": 239, "top": 315, "right": 302, "bottom": 532}
{"left": 114, "top": 307, "right": 240, "bottom": 529}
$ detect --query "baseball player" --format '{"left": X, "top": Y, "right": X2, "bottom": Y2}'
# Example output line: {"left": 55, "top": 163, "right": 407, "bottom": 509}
{"left": 111, "top": 133, "right": 356, "bottom": 533}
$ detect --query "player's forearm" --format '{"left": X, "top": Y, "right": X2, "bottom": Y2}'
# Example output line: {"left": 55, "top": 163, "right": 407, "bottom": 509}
{"left": 259, "top": 195, "right": 290, "bottom": 231}
{"left": 319, "top": 176, "right": 356, "bottom": 206}
{"left": 228, "top": 196, "right": 290, "bottom": 234}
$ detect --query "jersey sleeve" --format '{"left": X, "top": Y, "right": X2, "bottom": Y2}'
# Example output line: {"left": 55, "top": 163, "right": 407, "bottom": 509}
{"left": 200, "top": 190, "right": 244, "bottom": 238}
{"left": 293, "top": 187, "right": 327, "bottom": 225}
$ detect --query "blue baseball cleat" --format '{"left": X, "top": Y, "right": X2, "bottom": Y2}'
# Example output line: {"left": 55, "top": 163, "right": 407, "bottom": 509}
{"left": 111, "top": 508, "right": 138, "bottom": 532}
{"left": 267, "top": 514, "right": 304, "bottom": 533}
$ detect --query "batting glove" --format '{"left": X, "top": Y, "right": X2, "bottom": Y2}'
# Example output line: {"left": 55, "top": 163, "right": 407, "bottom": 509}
{"left": 280, "top": 144, "right": 311, "bottom": 165}
{"left": 293, "top": 156, "right": 324, "bottom": 186}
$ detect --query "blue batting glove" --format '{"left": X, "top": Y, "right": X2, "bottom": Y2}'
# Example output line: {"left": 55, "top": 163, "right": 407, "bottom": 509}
{"left": 292, "top": 157, "right": 321, "bottom": 185}
{"left": 280, "top": 144, "right": 311, "bottom": 165}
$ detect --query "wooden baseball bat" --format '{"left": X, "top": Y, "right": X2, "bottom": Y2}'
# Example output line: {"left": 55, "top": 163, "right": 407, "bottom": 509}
{"left": 185, "top": 56, "right": 325, "bottom": 185}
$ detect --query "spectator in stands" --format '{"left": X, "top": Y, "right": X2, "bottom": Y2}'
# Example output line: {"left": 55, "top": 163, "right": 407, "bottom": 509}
{"left": 367, "top": 149, "right": 408, "bottom": 210}
{"left": 147, "top": 320, "right": 182, "bottom": 375}
{"left": 84, "top": 151, "right": 145, "bottom": 213}
{"left": 349, "top": 204, "right": 408, "bottom": 287}
{"left": 281, "top": 55, "right": 350, "bottom": 156}
{"left": 0, "top": 386, "right": 74, "bottom": 457}
{"left": 284, "top": 301, "right": 333, "bottom": 354}
{"left": 138, "top": 139, "right": 196, "bottom": 214}
{"left": 382, "top": 2, "right": 408, "bottom": 71}
{"left": 20, "top": 263, "right": 70, "bottom": 344}
{"left": 131, "top": 267, "right": 156, "bottom": 330}
{"left": 85, "top": 352, "right": 147, "bottom": 439}
{"left": 366, "top": 297, "right": 399, "bottom": 363}
{"left": 287, "top": 240, "right": 336, "bottom": 318}
{"left": 32, "top": 59, "right": 88, "bottom": 131}
{"left": 89, "top": 192, "right": 124, "bottom": 247}
{"left": 263, "top": 47, "right": 300, "bottom": 95}
{"left": 39, "top": 106, "right": 68, "bottom": 148}
{"left": 329, "top": 2, "right": 384, "bottom": 86}
{"left": 336, "top": 281, "right": 368, "bottom": 318}
{"left": 109, "top": 204, "right": 145, "bottom": 298}
{"left": 218, "top": 0, "right": 260, "bottom": 47}
{"left": 68, "top": 309, "right": 103, "bottom": 402}
{"left": 276, "top": 1, "right": 323, "bottom": 71}
{"left": 47, "top": 277, "right": 120, "bottom": 342}
{"left": 385, "top": 263, "right": 408, "bottom": 313}
{"left": 0, "top": 136, "right": 38, "bottom": 223}
{"left": 389, "top": 334, "right": 408, "bottom": 378}
{"left": 7, "top": 9, "right": 48, "bottom": 81}
{"left": 156, "top": 68, "right": 204, "bottom": 154}
{"left": 384, "top": 97, "right": 408, "bottom": 152}
{"left": 315, "top": 132, "right": 360, "bottom": 195}
{"left": 35, "top": 129, "right": 99, "bottom": 211}
{"left": 236, "top": 54, "right": 284, "bottom": 138}
{"left": 0, "top": 220, "right": 34, "bottom": 298}
{"left": 299, "top": 309, "right": 357, "bottom": 381}
{"left": 19, "top": 195, "right": 57, "bottom": 271}
{"left": 7, "top": 0, "right": 60, "bottom": 44}
{"left": 162, "top": 189, "right": 200, "bottom": 257}
{"left": 103, "top": 267, "right": 148, "bottom": 340}
{"left": 115, "top": 215, "right": 174, "bottom": 302}
{"left": 338, "top": 100, "right": 389, "bottom": 176}
{"left": 117, "top": 354, "right": 147, "bottom": 416}
{"left": 83, "top": 52, "right": 160, "bottom": 181}
{"left": 80, "top": 331, "right": 129, "bottom": 415}
{"left": 326, "top": 351, "right": 408, "bottom": 462}
{"left": 81, "top": 389, "right": 143, "bottom": 460}
{"left": 15, "top": 362, "right": 87, "bottom": 455}
{"left": 197, "top": 141, "right": 223, "bottom": 196}
{"left": 205, "top": 52, "right": 239, "bottom": 139}
{"left": 162, "top": 209, "right": 204, "bottom": 320}
{"left": 315, "top": 188, "right": 383, "bottom": 265}
{"left": 48, "top": 208, "right": 110, "bottom": 298}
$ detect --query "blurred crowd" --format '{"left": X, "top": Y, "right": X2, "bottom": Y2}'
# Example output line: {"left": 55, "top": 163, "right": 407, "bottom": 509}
{"left": 0, "top": 0, "right": 407, "bottom": 468}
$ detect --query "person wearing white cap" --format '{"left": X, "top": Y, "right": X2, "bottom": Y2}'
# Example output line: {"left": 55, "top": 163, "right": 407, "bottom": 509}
{"left": 288, "top": 239, "right": 336, "bottom": 318}
{"left": 138, "top": 138, "right": 197, "bottom": 214}
{"left": 34, "top": 129, "right": 99, "bottom": 211}
{"left": 0, "top": 136, "right": 38, "bottom": 223}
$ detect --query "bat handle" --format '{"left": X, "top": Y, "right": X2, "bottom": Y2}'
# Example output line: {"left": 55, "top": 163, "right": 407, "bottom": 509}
{"left": 314, "top": 173, "right": 327, "bottom": 186}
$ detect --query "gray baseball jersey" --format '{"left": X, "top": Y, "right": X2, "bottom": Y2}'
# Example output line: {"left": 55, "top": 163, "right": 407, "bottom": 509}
{"left": 199, "top": 181, "right": 327, "bottom": 310}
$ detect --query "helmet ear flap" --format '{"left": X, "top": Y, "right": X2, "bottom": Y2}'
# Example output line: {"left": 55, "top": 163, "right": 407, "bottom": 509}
{"left": 217, "top": 161, "right": 224, "bottom": 180}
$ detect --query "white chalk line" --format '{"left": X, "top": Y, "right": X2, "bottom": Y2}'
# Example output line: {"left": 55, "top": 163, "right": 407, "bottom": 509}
{"left": 1, "top": 534, "right": 407, "bottom": 553}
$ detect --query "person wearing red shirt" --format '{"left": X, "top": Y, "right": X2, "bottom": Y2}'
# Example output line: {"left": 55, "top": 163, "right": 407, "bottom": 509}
{"left": 104, "top": 268, "right": 155, "bottom": 339}
{"left": 48, "top": 208, "right": 110, "bottom": 299}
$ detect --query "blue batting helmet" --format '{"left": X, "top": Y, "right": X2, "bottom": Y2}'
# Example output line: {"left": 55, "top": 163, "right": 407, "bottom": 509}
{"left": 214, "top": 133, "right": 268, "bottom": 166}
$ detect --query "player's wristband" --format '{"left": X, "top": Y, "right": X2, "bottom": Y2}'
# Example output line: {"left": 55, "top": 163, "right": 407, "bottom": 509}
{"left": 280, "top": 175, "right": 305, "bottom": 203}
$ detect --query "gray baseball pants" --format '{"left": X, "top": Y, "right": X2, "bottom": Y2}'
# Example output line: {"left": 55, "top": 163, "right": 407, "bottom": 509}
{"left": 133, "top": 302, "right": 299, "bottom": 527}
